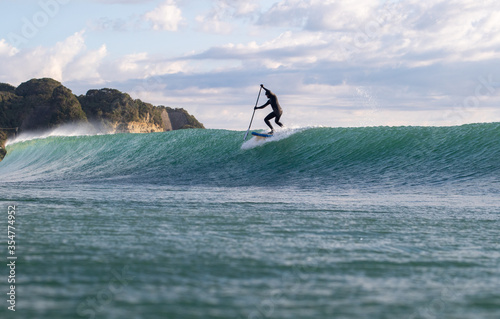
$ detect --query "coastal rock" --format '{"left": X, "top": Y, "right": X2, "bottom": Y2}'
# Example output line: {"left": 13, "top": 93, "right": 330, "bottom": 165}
{"left": 77, "top": 88, "right": 204, "bottom": 132}
{"left": 161, "top": 109, "right": 172, "bottom": 131}
{"left": 110, "top": 119, "right": 164, "bottom": 134}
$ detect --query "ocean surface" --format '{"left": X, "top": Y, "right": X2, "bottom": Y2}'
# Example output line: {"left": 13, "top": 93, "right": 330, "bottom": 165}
{"left": 0, "top": 123, "right": 499, "bottom": 319}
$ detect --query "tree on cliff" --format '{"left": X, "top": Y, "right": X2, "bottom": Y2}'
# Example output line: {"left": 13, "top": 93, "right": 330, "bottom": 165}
{"left": 78, "top": 88, "right": 152, "bottom": 124}
{"left": 50, "top": 86, "right": 88, "bottom": 126}
{"left": 2, "top": 78, "right": 88, "bottom": 131}
{"left": 77, "top": 88, "right": 204, "bottom": 130}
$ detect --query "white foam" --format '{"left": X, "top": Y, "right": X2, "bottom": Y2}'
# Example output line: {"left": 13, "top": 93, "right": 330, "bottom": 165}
{"left": 6, "top": 122, "right": 110, "bottom": 146}
{"left": 241, "top": 126, "right": 313, "bottom": 150}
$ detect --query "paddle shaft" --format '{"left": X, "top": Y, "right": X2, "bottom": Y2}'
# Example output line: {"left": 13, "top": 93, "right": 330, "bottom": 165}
{"left": 243, "top": 86, "right": 263, "bottom": 140}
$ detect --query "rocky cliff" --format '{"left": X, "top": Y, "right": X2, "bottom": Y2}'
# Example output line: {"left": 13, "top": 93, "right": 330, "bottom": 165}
{"left": 0, "top": 78, "right": 204, "bottom": 161}
{"left": 77, "top": 87, "right": 204, "bottom": 133}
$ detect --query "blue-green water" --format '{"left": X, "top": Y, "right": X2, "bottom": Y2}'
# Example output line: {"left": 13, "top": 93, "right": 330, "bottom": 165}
{"left": 1, "top": 124, "right": 499, "bottom": 319}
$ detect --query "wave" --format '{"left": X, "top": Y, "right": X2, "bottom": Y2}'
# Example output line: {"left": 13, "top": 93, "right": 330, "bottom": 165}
{"left": 5, "top": 122, "right": 110, "bottom": 146}
{"left": 1, "top": 123, "right": 499, "bottom": 191}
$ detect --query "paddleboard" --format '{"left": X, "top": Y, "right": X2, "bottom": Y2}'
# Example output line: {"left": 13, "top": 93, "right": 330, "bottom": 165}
{"left": 251, "top": 132, "right": 273, "bottom": 138}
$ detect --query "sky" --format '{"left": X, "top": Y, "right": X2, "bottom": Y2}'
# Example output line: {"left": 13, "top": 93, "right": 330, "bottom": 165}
{"left": 1, "top": 0, "right": 500, "bottom": 130}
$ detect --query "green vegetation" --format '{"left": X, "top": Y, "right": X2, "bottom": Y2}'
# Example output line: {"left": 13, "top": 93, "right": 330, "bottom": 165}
{"left": 0, "top": 83, "right": 15, "bottom": 93}
{"left": 1, "top": 78, "right": 87, "bottom": 132}
{"left": 77, "top": 88, "right": 205, "bottom": 130}
{"left": 78, "top": 88, "right": 162, "bottom": 125}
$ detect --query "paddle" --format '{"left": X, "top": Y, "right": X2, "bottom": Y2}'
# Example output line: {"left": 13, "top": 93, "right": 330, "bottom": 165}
{"left": 243, "top": 86, "right": 263, "bottom": 141}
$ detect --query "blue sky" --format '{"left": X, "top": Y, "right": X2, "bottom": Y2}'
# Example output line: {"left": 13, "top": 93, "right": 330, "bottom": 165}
{"left": 1, "top": 0, "right": 500, "bottom": 129}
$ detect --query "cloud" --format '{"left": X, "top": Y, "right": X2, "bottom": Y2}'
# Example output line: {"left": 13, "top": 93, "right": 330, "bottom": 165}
{"left": 0, "top": 29, "right": 189, "bottom": 88}
{"left": 90, "top": 0, "right": 184, "bottom": 33}
{"left": 143, "top": 0, "right": 183, "bottom": 31}
{"left": 88, "top": 16, "right": 145, "bottom": 32}
{"left": 195, "top": 14, "right": 234, "bottom": 35}
{"left": 195, "top": 0, "right": 260, "bottom": 34}
{"left": 0, "top": 31, "right": 110, "bottom": 85}
{"left": 65, "top": 44, "right": 108, "bottom": 83}
{"left": 0, "top": 39, "right": 19, "bottom": 57}
{"left": 255, "top": 0, "right": 500, "bottom": 67}
{"left": 101, "top": 52, "right": 187, "bottom": 81}
{"left": 42, "top": 30, "right": 87, "bottom": 80}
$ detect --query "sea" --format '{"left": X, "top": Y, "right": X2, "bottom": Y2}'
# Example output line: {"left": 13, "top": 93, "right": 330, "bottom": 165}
{"left": 0, "top": 123, "right": 499, "bottom": 319}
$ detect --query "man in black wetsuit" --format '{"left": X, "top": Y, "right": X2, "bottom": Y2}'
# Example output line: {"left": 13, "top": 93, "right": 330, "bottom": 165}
{"left": 254, "top": 84, "right": 284, "bottom": 134}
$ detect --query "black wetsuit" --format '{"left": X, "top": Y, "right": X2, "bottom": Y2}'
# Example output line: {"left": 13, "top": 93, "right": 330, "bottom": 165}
{"left": 257, "top": 88, "right": 283, "bottom": 131}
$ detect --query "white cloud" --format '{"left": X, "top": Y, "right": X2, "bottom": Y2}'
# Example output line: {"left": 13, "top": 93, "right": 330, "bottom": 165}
{"left": 257, "top": 0, "right": 310, "bottom": 28}
{"left": 0, "top": 30, "right": 185, "bottom": 87}
{"left": 65, "top": 45, "right": 108, "bottom": 83}
{"left": 187, "top": 30, "right": 332, "bottom": 71}
{"left": 195, "top": 14, "right": 234, "bottom": 35}
{"left": 0, "top": 39, "right": 19, "bottom": 57}
{"left": 255, "top": 0, "right": 500, "bottom": 68}
{"left": 42, "top": 30, "right": 87, "bottom": 81}
{"left": 91, "top": 52, "right": 189, "bottom": 93}
{"left": 229, "top": 0, "right": 260, "bottom": 16}
{"left": 0, "top": 31, "right": 104, "bottom": 85}
{"left": 88, "top": 16, "right": 145, "bottom": 32}
{"left": 196, "top": 0, "right": 260, "bottom": 34}
{"left": 143, "top": 0, "right": 183, "bottom": 31}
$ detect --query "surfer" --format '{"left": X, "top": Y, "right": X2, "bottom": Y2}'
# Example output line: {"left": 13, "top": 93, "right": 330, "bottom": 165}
{"left": 254, "top": 84, "right": 284, "bottom": 134}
